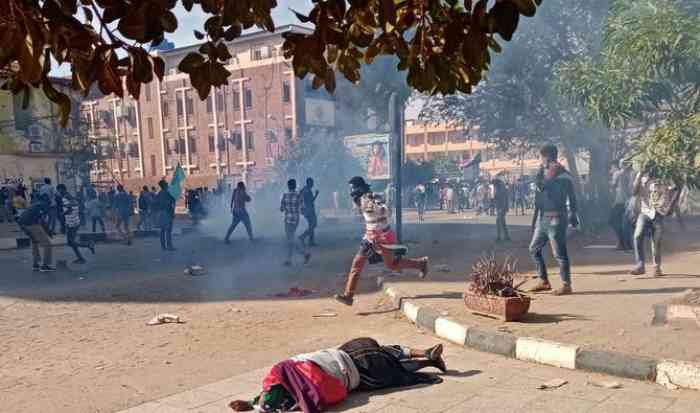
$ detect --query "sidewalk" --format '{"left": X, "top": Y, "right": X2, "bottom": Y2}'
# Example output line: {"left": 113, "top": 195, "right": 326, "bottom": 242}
{"left": 116, "top": 330, "right": 700, "bottom": 413}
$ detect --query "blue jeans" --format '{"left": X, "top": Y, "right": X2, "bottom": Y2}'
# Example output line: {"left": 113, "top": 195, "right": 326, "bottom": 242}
{"left": 529, "top": 215, "right": 571, "bottom": 285}
{"left": 633, "top": 214, "right": 663, "bottom": 270}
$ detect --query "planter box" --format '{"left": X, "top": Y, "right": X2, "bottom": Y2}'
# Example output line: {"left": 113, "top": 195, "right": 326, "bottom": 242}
{"left": 463, "top": 290, "right": 531, "bottom": 322}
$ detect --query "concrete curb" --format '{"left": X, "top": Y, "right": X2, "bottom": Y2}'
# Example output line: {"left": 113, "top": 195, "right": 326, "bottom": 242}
{"left": 385, "top": 285, "right": 700, "bottom": 391}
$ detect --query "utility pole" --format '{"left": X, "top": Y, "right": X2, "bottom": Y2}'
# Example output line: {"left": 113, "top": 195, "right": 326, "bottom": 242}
{"left": 389, "top": 93, "right": 403, "bottom": 242}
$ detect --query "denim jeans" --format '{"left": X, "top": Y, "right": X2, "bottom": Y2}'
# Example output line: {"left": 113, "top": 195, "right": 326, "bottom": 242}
{"left": 496, "top": 208, "right": 510, "bottom": 240}
{"left": 529, "top": 215, "right": 571, "bottom": 285}
{"left": 633, "top": 214, "right": 663, "bottom": 270}
{"left": 160, "top": 218, "right": 173, "bottom": 250}
{"left": 285, "top": 222, "right": 306, "bottom": 261}
{"left": 300, "top": 212, "right": 317, "bottom": 244}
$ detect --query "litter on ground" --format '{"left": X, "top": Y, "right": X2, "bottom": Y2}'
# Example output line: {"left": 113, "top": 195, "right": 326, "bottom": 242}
{"left": 537, "top": 378, "right": 568, "bottom": 390}
{"left": 146, "top": 314, "right": 184, "bottom": 326}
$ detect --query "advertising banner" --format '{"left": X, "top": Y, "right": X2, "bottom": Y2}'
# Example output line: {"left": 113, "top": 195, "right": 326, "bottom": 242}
{"left": 344, "top": 133, "right": 391, "bottom": 181}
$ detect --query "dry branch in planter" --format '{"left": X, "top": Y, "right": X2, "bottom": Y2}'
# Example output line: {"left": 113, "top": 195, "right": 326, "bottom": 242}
{"left": 469, "top": 254, "right": 524, "bottom": 298}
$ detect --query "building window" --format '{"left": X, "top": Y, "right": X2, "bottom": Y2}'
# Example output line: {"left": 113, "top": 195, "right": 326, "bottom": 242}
{"left": 186, "top": 96, "right": 194, "bottom": 115}
{"left": 150, "top": 155, "right": 157, "bottom": 176}
{"left": 208, "top": 135, "right": 215, "bottom": 152}
{"left": 162, "top": 101, "right": 169, "bottom": 118}
{"left": 128, "top": 142, "right": 139, "bottom": 157}
{"left": 145, "top": 83, "right": 151, "bottom": 102}
{"left": 243, "top": 88, "right": 252, "bottom": 109}
{"left": 282, "top": 80, "right": 290, "bottom": 103}
{"left": 232, "top": 131, "right": 242, "bottom": 150}
{"left": 188, "top": 135, "right": 197, "bottom": 153}
{"left": 177, "top": 137, "right": 185, "bottom": 154}
{"left": 206, "top": 95, "right": 213, "bottom": 113}
{"left": 251, "top": 46, "right": 271, "bottom": 61}
{"left": 165, "top": 139, "right": 172, "bottom": 154}
{"left": 246, "top": 130, "right": 254, "bottom": 149}
{"left": 176, "top": 98, "right": 183, "bottom": 117}
{"left": 284, "top": 127, "right": 293, "bottom": 142}
{"left": 217, "top": 91, "right": 224, "bottom": 111}
{"left": 232, "top": 90, "right": 240, "bottom": 110}
{"left": 147, "top": 117, "right": 154, "bottom": 139}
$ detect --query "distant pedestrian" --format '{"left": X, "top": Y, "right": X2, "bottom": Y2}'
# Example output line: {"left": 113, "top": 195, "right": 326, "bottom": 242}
{"left": 113, "top": 185, "right": 133, "bottom": 245}
{"left": 629, "top": 162, "right": 680, "bottom": 277}
{"left": 137, "top": 186, "right": 153, "bottom": 231}
{"left": 17, "top": 195, "right": 54, "bottom": 272}
{"left": 610, "top": 160, "right": 633, "bottom": 250}
{"left": 299, "top": 178, "right": 319, "bottom": 247}
{"left": 0, "top": 186, "right": 9, "bottom": 223}
{"left": 156, "top": 179, "right": 176, "bottom": 251}
{"left": 493, "top": 179, "right": 511, "bottom": 242}
{"left": 515, "top": 180, "right": 528, "bottom": 215}
{"left": 58, "top": 184, "right": 95, "bottom": 264}
{"left": 529, "top": 144, "right": 579, "bottom": 296}
{"left": 414, "top": 184, "right": 427, "bottom": 222}
{"left": 86, "top": 193, "right": 106, "bottom": 233}
{"left": 224, "top": 182, "right": 254, "bottom": 243}
{"left": 39, "top": 178, "right": 58, "bottom": 233}
{"left": 280, "top": 179, "right": 310, "bottom": 266}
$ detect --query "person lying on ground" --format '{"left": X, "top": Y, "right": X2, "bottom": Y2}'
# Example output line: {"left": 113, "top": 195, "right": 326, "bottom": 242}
{"left": 229, "top": 337, "right": 446, "bottom": 413}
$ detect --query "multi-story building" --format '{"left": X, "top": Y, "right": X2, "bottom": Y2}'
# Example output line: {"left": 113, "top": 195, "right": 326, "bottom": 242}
{"left": 404, "top": 119, "right": 540, "bottom": 177}
{"left": 0, "top": 74, "right": 85, "bottom": 190}
{"left": 83, "top": 25, "right": 343, "bottom": 190}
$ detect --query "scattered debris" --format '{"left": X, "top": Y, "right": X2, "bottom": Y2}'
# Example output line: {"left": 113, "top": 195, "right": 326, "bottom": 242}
{"left": 435, "top": 264, "right": 451, "bottom": 273}
{"left": 229, "top": 308, "right": 242, "bottom": 313}
{"left": 618, "top": 329, "right": 626, "bottom": 336}
{"left": 537, "top": 378, "right": 568, "bottom": 390}
{"left": 587, "top": 381, "right": 622, "bottom": 389}
{"left": 313, "top": 311, "right": 338, "bottom": 318}
{"left": 146, "top": 314, "right": 184, "bottom": 326}
{"left": 440, "top": 311, "right": 449, "bottom": 317}
{"left": 184, "top": 265, "right": 207, "bottom": 276}
{"left": 273, "top": 287, "right": 315, "bottom": 298}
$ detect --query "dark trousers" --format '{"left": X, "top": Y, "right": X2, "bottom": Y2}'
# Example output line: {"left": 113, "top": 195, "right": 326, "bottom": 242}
{"left": 529, "top": 215, "right": 571, "bottom": 285}
{"left": 300, "top": 212, "right": 317, "bottom": 245}
{"left": 66, "top": 225, "right": 90, "bottom": 260}
{"left": 91, "top": 217, "right": 106, "bottom": 233}
{"left": 160, "top": 218, "right": 173, "bottom": 250}
{"left": 496, "top": 209, "right": 510, "bottom": 240}
{"left": 609, "top": 203, "right": 632, "bottom": 249}
{"left": 48, "top": 207, "right": 58, "bottom": 233}
{"left": 285, "top": 222, "right": 306, "bottom": 261}
{"left": 225, "top": 211, "right": 253, "bottom": 241}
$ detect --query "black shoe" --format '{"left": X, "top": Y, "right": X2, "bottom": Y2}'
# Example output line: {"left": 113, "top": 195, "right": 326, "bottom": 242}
{"left": 283, "top": 261, "right": 292, "bottom": 267}
{"left": 304, "top": 253, "right": 311, "bottom": 264}
{"left": 73, "top": 258, "right": 86, "bottom": 264}
{"left": 426, "top": 344, "right": 443, "bottom": 361}
{"left": 433, "top": 357, "right": 447, "bottom": 373}
{"left": 167, "top": 247, "right": 176, "bottom": 251}
{"left": 88, "top": 241, "right": 96, "bottom": 255}
{"left": 32, "top": 265, "right": 41, "bottom": 272}
{"left": 40, "top": 265, "right": 56, "bottom": 272}
{"left": 334, "top": 294, "right": 354, "bottom": 306}
{"left": 224, "top": 239, "right": 231, "bottom": 245}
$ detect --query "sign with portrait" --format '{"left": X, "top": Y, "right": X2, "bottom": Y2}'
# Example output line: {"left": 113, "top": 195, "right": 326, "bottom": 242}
{"left": 344, "top": 133, "right": 391, "bottom": 181}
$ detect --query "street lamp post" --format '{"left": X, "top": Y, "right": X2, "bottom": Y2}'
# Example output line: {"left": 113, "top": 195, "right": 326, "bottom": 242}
{"left": 389, "top": 93, "right": 403, "bottom": 243}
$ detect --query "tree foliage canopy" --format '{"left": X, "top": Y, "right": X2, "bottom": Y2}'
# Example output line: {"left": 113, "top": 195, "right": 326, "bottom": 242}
{"left": 0, "top": 0, "right": 543, "bottom": 127}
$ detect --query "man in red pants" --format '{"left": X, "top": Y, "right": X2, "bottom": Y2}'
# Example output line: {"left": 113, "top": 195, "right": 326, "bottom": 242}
{"left": 335, "top": 177, "right": 428, "bottom": 306}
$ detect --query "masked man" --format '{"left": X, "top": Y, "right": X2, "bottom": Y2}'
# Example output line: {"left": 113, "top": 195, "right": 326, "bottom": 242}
{"left": 335, "top": 177, "right": 428, "bottom": 306}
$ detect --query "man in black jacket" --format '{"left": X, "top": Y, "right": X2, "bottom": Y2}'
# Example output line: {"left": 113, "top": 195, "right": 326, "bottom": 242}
{"left": 17, "top": 196, "right": 55, "bottom": 272}
{"left": 155, "top": 179, "right": 176, "bottom": 251}
{"left": 529, "top": 144, "right": 579, "bottom": 295}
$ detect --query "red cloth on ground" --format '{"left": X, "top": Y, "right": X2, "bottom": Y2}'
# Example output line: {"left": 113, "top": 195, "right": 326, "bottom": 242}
{"left": 263, "top": 360, "right": 347, "bottom": 408}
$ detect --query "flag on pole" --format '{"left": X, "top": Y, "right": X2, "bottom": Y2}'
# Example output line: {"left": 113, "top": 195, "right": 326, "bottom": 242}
{"left": 461, "top": 152, "right": 482, "bottom": 169}
{"left": 169, "top": 164, "right": 186, "bottom": 200}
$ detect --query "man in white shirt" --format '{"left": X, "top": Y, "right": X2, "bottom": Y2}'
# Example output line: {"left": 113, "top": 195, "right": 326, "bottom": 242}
{"left": 630, "top": 163, "right": 680, "bottom": 277}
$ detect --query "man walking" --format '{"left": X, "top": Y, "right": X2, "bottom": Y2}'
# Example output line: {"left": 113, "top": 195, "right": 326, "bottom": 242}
{"left": 629, "top": 162, "right": 680, "bottom": 277}
{"left": 493, "top": 178, "right": 511, "bottom": 242}
{"left": 113, "top": 185, "right": 133, "bottom": 245}
{"left": 610, "top": 160, "right": 633, "bottom": 250}
{"left": 39, "top": 177, "right": 58, "bottom": 233}
{"left": 299, "top": 177, "right": 319, "bottom": 247}
{"left": 280, "top": 179, "right": 310, "bottom": 266}
{"left": 86, "top": 193, "right": 106, "bottom": 233}
{"left": 137, "top": 186, "right": 153, "bottom": 231}
{"left": 224, "top": 182, "right": 254, "bottom": 243}
{"left": 529, "top": 144, "right": 579, "bottom": 296}
{"left": 156, "top": 179, "right": 176, "bottom": 251}
{"left": 17, "top": 196, "right": 55, "bottom": 272}
{"left": 58, "top": 184, "right": 95, "bottom": 264}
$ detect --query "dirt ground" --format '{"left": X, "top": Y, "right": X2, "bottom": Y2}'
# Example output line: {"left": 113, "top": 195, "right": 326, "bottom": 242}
{"left": 0, "top": 211, "right": 697, "bottom": 413}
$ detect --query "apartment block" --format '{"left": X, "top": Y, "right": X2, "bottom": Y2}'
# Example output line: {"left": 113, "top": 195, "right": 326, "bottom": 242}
{"left": 82, "top": 25, "right": 342, "bottom": 190}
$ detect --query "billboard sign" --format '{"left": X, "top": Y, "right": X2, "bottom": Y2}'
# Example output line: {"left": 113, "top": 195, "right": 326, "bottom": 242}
{"left": 344, "top": 133, "right": 391, "bottom": 181}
